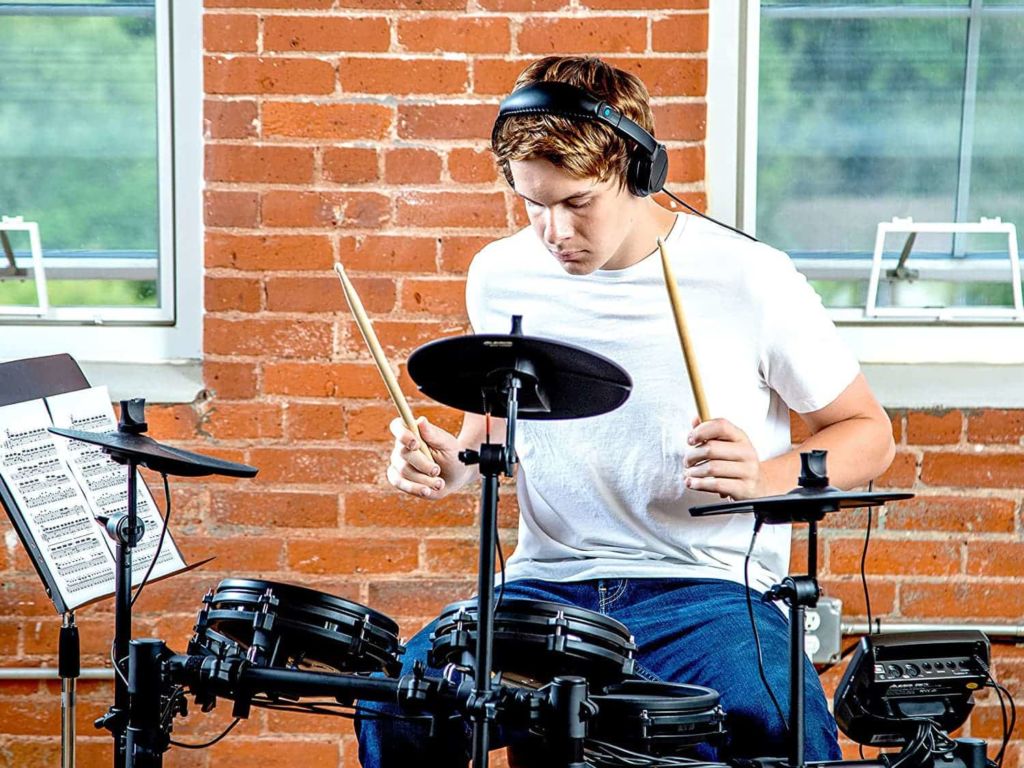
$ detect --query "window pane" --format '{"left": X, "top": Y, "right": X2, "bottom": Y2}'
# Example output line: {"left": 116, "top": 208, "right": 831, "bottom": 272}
{"left": 967, "top": 15, "right": 1024, "bottom": 228}
{"left": 872, "top": 231, "right": 1018, "bottom": 311}
{"left": 809, "top": 280, "right": 870, "bottom": 308}
{"left": 757, "top": 16, "right": 967, "bottom": 255}
{"left": 0, "top": 5, "right": 159, "bottom": 309}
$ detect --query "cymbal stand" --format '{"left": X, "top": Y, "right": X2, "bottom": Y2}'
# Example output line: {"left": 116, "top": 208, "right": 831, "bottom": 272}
{"left": 125, "top": 640, "right": 169, "bottom": 768}
{"left": 761, "top": 521, "right": 820, "bottom": 768}
{"left": 760, "top": 451, "right": 831, "bottom": 768}
{"left": 458, "top": 370, "right": 522, "bottom": 768}
{"left": 92, "top": 400, "right": 150, "bottom": 768}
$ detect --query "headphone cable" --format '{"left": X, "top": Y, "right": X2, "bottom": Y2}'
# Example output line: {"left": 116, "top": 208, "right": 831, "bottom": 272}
{"left": 662, "top": 187, "right": 759, "bottom": 243}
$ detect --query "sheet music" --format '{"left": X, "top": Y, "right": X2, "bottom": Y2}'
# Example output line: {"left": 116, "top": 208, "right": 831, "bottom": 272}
{"left": 46, "top": 386, "right": 187, "bottom": 585}
{"left": 0, "top": 399, "right": 117, "bottom": 609}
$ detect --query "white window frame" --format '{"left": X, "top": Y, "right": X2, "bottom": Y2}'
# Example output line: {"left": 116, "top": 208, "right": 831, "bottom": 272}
{"left": 0, "top": 0, "right": 202, "bottom": 401}
{"left": 706, "top": 1, "right": 1024, "bottom": 406}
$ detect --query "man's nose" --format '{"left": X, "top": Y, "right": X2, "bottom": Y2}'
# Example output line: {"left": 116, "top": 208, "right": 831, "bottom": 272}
{"left": 544, "top": 206, "right": 573, "bottom": 245}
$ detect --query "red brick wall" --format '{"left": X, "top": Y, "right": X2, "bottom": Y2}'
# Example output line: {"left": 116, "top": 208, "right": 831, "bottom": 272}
{"left": 1, "top": 3, "right": 1021, "bottom": 766}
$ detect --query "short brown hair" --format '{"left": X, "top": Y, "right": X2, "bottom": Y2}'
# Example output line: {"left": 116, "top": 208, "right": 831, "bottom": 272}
{"left": 492, "top": 56, "right": 656, "bottom": 190}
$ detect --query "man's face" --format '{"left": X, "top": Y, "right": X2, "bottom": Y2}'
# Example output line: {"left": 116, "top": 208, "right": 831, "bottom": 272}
{"left": 509, "top": 157, "right": 639, "bottom": 275}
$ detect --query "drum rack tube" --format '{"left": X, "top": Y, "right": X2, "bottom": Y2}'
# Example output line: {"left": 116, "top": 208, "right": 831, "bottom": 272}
{"left": 0, "top": 620, "right": 1018, "bottom": 685}
{"left": 164, "top": 653, "right": 424, "bottom": 705}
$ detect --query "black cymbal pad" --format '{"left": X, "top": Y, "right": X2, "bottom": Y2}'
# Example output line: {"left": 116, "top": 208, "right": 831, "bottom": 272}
{"left": 48, "top": 428, "right": 258, "bottom": 479}
{"left": 407, "top": 333, "right": 632, "bottom": 420}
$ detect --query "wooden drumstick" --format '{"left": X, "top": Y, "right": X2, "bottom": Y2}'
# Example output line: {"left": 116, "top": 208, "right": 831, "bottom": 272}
{"left": 657, "top": 237, "right": 710, "bottom": 423}
{"left": 333, "top": 262, "right": 433, "bottom": 461}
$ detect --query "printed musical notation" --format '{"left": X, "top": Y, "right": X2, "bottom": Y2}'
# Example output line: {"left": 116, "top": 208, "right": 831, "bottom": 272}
{"left": 40, "top": 517, "right": 93, "bottom": 542}
{"left": 0, "top": 386, "right": 187, "bottom": 612}
{"left": 2, "top": 442, "right": 57, "bottom": 467}
{"left": 85, "top": 473, "right": 123, "bottom": 492}
{"left": 34, "top": 503, "right": 89, "bottom": 526}
{"left": 2, "top": 425, "right": 48, "bottom": 449}
{"left": 16, "top": 471, "right": 71, "bottom": 495}
{"left": 66, "top": 571, "right": 114, "bottom": 594}
{"left": 11, "top": 456, "right": 63, "bottom": 481}
{"left": 0, "top": 398, "right": 116, "bottom": 609}
{"left": 49, "top": 534, "right": 100, "bottom": 557}
{"left": 56, "top": 553, "right": 109, "bottom": 577}
{"left": 95, "top": 488, "right": 128, "bottom": 508}
{"left": 79, "top": 459, "right": 111, "bottom": 479}
{"left": 24, "top": 485, "right": 77, "bottom": 509}
{"left": 69, "top": 413, "right": 108, "bottom": 431}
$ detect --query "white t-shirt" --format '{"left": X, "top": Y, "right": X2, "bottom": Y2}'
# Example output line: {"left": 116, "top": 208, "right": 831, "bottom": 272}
{"left": 465, "top": 214, "right": 859, "bottom": 592}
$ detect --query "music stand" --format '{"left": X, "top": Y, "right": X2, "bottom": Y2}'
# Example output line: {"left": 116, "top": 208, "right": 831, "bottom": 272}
{"left": 0, "top": 354, "right": 91, "bottom": 768}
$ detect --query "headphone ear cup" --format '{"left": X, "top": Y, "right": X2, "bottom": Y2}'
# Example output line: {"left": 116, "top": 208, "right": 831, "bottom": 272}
{"left": 626, "top": 144, "right": 668, "bottom": 197}
{"left": 627, "top": 152, "right": 652, "bottom": 197}
{"left": 648, "top": 144, "right": 669, "bottom": 196}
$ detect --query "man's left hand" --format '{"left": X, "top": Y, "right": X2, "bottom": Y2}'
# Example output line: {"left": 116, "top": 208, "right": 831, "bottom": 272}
{"left": 683, "top": 416, "right": 766, "bottom": 500}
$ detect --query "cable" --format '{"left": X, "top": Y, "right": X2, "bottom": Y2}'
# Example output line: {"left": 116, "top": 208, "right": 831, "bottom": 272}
{"left": 742, "top": 519, "right": 788, "bottom": 735}
{"left": 109, "top": 640, "right": 128, "bottom": 688}
{"left": 130, "top": 471, "right": 171, "bottom": 607}
{"left": 928, "top": 726, "right": 957, "bottom": 758}
{"left": 169, "top": 718, "right": 241, "bottom": 749}
{"left": 973, "top": 653, "right": 1016, "bottom": 768}
{"left": 985, "top": 679, "right": 1014, "bottom": 766}
{"left": 990, "top": 682, "right": 1009, "bottom": 767}
{"left": 885, "top": 722, "right": 932, "bottom": 768}
{"left": 160, "top": 685, "right": 185, "bottom": 729}
{"left": 995, "top": 682, "right": 1016, "bottom": 768}
{"left": 253, "top": 698, "right": 435, "bottom": 723}
{"left": 496, "top": 533, "right": 507, "bottom": 611}
{"left": 860, "top": 481, "right": 875, "bottom": 634}
{"left": 584, "top": 738, "right": 730, "bottom": 768}
{"left": 166, "top": 696, "right": 432, "bottom": 751}
{"left": 662, "top": 188, "right": 758, "bottom": 243}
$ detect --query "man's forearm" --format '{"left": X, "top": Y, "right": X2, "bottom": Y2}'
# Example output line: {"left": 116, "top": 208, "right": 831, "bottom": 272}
{"left": 759, "top": 415, "right": 896, "bottom": 495}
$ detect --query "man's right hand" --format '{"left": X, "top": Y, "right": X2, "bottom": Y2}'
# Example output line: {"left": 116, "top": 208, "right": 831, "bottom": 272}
{"left": 386, "top": 417, "right": 467, "bottom": 498}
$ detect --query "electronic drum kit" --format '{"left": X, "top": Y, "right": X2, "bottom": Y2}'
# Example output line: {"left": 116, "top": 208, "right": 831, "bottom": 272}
{"left": 52, "top": 319, "right": 995, "bottom": 768}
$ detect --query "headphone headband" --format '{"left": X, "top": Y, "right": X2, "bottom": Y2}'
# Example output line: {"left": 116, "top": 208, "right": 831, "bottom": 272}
{"left": 492, "top": 81, "right": 668, "bottom": 197}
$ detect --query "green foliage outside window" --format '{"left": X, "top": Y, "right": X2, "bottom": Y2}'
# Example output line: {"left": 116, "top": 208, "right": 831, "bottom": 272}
{"left": 0, "top": 4, "right": 159, "bottom": 309}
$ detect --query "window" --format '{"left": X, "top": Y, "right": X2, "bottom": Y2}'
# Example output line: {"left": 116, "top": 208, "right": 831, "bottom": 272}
{"left": 707, "top": 2, "right": 1024, "bottom": 392}
{"left": 0, "top": 0, "right": 201, "bottom": 394}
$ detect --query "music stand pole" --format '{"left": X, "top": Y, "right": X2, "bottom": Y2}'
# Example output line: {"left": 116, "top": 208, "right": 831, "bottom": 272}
{"left": 60, "top": 611, "right": 79, "bottom": 768}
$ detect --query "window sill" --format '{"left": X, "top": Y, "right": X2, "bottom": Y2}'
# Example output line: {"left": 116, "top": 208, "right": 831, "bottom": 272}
{"left": 863, "top": 362, "right": 1024, "bottom": 408}
{"left": 78, "top": 359, "right": 203, "bottom": 404}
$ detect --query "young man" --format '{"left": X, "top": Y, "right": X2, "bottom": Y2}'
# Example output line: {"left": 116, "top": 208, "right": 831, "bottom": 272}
{"left": 359, "top": 56, "right": 895, "bottom": 766}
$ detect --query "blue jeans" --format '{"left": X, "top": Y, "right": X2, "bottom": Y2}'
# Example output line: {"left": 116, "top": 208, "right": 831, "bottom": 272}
{"left": 356, "top": 577, "right": 841, "bottom": 766}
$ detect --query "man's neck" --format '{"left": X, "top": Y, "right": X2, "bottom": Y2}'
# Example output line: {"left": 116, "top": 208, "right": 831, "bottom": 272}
{"left": 606, "top": 199, "right": 679, "bottom": 270}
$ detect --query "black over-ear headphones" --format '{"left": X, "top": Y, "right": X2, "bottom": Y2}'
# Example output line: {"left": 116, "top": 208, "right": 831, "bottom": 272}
{"left": 492, "top": 81, "right": 670, "bottom": 198}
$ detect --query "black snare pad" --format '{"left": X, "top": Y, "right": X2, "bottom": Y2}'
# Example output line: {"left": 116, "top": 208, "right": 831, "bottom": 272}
{"left": 589, "top": 680, "right": 726, "bottom": 756}
{"left": 429, "top": 598, "right": 636, "bottom": 689}
{"left": 190, "top": 578, "right": 404, "bottom": 676}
